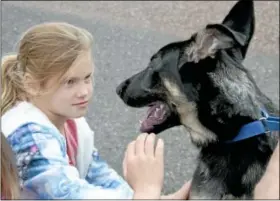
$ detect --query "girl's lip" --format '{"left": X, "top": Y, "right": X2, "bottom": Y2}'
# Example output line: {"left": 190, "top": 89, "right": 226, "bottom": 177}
{"left": 73, "top": 101, "right": 88, "bottom": 105}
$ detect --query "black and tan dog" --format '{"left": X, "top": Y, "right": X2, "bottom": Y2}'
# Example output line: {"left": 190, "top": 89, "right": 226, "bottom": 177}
{"left": 116, "top": 0, "right": 279, "bottom": 199}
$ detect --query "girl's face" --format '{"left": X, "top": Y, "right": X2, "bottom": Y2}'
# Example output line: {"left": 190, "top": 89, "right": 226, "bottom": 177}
{"left": 35, "top": 50, "right": 94, "bottom": 119}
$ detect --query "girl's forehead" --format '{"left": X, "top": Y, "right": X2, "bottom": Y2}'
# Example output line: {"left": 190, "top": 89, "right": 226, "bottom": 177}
{"left": 64, "top": 50, "right": 94, "bottom": 78}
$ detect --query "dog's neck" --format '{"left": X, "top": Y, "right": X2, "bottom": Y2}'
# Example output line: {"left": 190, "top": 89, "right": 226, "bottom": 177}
{"left": 180, "top": 96, "right": 264, "bottom": 147}
{"left": 173, "top": 82, "right": 262, "bottom": 147}
{"left": 190, "top": 54, "right": 268, "bottom": 147}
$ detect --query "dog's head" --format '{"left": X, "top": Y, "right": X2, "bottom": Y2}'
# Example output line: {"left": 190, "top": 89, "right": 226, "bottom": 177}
{"left": 116, "top": 0, "right": 264, "bottom": 146}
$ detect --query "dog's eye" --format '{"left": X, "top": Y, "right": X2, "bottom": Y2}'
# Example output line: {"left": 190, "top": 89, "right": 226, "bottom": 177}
{"left": 151, "top": 71, "right": 160, "bottom": 86}
{"left": 170, "top": 102, "right": 177, "bottom": 108}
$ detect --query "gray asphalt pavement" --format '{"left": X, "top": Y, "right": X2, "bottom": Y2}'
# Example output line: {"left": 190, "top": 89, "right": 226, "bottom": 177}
{"left": 2, "top": 1, "right": 279, "bottom": 194}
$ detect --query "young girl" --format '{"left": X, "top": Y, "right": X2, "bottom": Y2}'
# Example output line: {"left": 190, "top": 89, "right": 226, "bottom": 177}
{"left": 1, "top": 133, "right": 20, "bottom": 199}
{"left": 1, "top": 22, "right": 190, "bottom": 199}
{"left": 1, "top": 133, "right": 38, "bottom": 199}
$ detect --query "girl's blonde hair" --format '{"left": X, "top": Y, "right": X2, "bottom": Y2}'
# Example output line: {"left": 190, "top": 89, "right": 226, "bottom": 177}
{"left": 1, "top": 22, "right": 93, "bottom": 115}
{"left": 1, "top": 133, "right": 20, "bottom": 199}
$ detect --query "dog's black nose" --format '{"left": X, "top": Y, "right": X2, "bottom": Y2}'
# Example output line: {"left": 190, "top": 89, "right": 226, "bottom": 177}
{"left": 116, "top": 79, "right": 130, "bottom": 98}
{"left": 116, "top": 84, "right": 123, "bottom": 97}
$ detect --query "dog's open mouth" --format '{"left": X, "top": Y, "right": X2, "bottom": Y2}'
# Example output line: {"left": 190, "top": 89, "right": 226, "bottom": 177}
{"left": 139, "top": 102, "right": 169, "bottom": 133}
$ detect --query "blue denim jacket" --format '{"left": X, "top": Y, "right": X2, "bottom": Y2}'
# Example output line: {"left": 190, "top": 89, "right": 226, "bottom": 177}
{"left": 6, "top": 122, "right": 133, "bottom": 199}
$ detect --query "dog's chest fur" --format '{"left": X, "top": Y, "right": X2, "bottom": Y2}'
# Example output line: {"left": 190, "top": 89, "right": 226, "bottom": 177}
{"left": 188, "top": 133, "right": 277, "bottom": 199}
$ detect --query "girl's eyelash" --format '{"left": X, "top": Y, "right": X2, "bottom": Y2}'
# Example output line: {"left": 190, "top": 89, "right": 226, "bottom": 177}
{"left": 85, "top": 74, "right": 93, "bottom": 81}
{"left": 67, "top": 79, "right": 75, "bottom": 84}
{"left": 86, "top": 73, "right": 92, "bottom": 79}
{"left": 63, "top": 73, "right": 92, "bottom": 85}
{"left": 64, "top": 78, "right": 76, "bottom": 85}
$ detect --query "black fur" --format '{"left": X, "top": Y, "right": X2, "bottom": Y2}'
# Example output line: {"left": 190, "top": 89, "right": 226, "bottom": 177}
{"left": 116, "top": 0, "right": 279, "bottom": 199}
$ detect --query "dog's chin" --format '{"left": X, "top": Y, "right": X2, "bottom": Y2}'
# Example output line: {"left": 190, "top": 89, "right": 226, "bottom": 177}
{"left": 139, "top": 101, "right": 181, "bottom": 134}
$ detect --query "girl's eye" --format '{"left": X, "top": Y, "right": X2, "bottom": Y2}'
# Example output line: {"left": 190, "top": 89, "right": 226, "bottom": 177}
{"left": 66, "top": 79, "right": 75, "bottom": 86}
{"left": 85, "top": 74, "right": 92, "bottom": 82}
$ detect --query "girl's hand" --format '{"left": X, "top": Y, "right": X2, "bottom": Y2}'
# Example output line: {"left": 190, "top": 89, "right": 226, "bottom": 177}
{"left": 123, "top": 133, "right": 164, "bottom": 199}
{"left": 161, "top": 180, "right": 192, "bottom": 200}
{"left": 254, "top": 141, "right": 279, "bottom": 199}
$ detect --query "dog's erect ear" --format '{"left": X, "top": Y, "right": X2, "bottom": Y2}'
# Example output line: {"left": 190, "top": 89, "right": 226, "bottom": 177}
{"left": 221, "top": 0, "right": 255, "bottom": 57}
{"left": 185, "top": 0, "right": 255, "bottom": 63}
{"left": 185, "top": 26, "right": 237, "bottom": 63}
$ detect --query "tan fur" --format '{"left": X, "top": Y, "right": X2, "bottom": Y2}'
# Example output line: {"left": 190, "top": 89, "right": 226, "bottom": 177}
{"left": 242, "top": 163, "right": 263, "bottom": 186}
{"left": 163, "top": 78, "right": 217, "bottom": 145}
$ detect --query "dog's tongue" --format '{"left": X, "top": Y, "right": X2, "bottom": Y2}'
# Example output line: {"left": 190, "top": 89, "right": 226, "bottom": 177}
{"left": 140, "top": 102, "right": 167, "bottom": 133}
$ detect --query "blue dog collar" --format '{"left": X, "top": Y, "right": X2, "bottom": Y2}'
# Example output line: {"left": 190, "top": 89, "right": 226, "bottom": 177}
{"left": 226, "top": 109, "right": 280, "bottom": 143}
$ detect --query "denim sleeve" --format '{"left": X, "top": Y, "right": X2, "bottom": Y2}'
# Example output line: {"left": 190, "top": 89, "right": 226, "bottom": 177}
{"left": 85, "top": 149, "right": 133, "bottom": 192}
{"left": 7, "top": 123, "right": 133, "bottom": 199}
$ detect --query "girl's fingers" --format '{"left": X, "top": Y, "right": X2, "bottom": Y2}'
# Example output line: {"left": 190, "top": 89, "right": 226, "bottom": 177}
{"left": 155, "top": 138, "right": 164, "bottom": 161}
{"left": 135, "top": 133, "right": 148, "bottom": 155}
{"left": 145, "top": 133, "right": 156, "bottom": 156}
{"left": 123, "top": 147, "right": 129, "bottom": 178}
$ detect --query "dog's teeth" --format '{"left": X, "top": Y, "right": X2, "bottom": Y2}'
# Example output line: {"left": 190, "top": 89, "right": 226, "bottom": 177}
{"left": 154, "top": 108, "right": 159, "bottom": 118}
{"left": 155, "top": 108, "right": 160, "bottom": 118}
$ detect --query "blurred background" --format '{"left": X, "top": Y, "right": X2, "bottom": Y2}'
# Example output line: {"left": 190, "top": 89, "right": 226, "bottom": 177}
{"left": 2, "top": 1, "right": 279, "bottom": 194}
